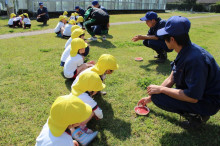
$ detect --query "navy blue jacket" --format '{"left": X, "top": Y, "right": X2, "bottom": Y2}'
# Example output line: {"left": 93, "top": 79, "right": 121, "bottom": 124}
{"left": 77, "top": 8, "right": 85, "bottom": 17}
{"left": 37, "top": 7, "right": 49, "bottom": 19}
{"left": 148, "top": 18, "right": 166, "bottom": 39}
{"left": 171, "top": 42, "right": 220, "bottom": 104}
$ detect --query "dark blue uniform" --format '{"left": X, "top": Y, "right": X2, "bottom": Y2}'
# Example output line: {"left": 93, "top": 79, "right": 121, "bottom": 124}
{"left": 143, "top": 18, "right": 172, "bottom": 54}
{"left": 37, "top": 7, "right": 49, "bottom": 24}
{"left": 151, "top": 42, "right": 220, "bottom": 116}
{"left": 77, "top": 8, "right": 85, "bottom": 17}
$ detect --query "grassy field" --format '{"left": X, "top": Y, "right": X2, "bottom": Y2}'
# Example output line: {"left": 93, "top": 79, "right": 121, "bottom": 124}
{"left": 0, "top": 11, "right": 218, "bottom": 35}
{"left": 1, "top": 12, "right": 220, "bottom": 145}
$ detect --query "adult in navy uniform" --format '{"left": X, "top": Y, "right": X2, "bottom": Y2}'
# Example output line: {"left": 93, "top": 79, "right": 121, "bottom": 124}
{"left": 75, "top": 6, "right": 85, "bottom": 17}
{"left": 132, "top": 11, "right": 172, "bottom": 63}
{"left": 36, "top": 2, "right": 49, "bottom": 25}
{"left": 138, "top": 16, "right": 220, "bottom": 128}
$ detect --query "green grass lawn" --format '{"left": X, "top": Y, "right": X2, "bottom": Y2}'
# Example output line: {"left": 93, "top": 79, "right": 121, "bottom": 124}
{"left": 1, "top": 12, "right": 220, "bottom": 145}
{"left": 0, "top": 11, "right": 217, "bottom": 35}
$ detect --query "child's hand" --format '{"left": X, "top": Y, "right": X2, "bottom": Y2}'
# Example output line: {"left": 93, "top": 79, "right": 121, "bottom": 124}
{"left": 73, "top": 140, "right": 79, "bottom": 146}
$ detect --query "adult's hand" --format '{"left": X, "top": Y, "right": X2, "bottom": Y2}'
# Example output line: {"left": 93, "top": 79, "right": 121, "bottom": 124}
{"left": 137, "top": 96, "right": 151, "bottom": 106}
{"left": 147, "top": 85, "right": 164, "bottom": 95}
{"left": 131, "top": 35, "right": 140, "bottom": 42}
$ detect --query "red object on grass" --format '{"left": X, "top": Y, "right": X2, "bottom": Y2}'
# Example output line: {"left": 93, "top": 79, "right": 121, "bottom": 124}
{"left": 134, "top": 106, "right": 150, "bottom": 115}
{"left": 135, "top": 57, "right": 143, "bottom": 61}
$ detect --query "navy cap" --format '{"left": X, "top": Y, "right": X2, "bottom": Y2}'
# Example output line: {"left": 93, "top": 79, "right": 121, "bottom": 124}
{"left": 75, "top": 6, "right": 80, "bottom": 9}
{"left": 140, "top": 11, "right": 157, "bottom": 21}
{"left": 92, "top": 1, "right": 99, "bottom": 6}
{"left": 157, "top": 16, "right": 191, "bottom": 36}
{"left": 39, "top": 2, "right": 43, "bottom": 6}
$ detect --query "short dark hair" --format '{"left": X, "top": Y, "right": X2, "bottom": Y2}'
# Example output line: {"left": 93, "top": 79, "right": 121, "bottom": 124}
{"left": 163, "top": 33, "right": 190, "bottom": 47}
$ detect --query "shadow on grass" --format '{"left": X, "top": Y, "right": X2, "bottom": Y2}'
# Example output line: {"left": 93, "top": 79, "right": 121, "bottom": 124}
{"left": 150, "top": 110, "right": 220, "bottom": 145}
{"left": 60, "top": 71, "right": 74, "bottom": 91}
{"left": 140, "top": 59, "right": 171, "bottom": 75}
{"left": 88, "top": 39, "right": 116, "bottom": 49}
{"left": 37, "top": 24, "right": 49, "bottom": 27}
{"left": 89, "top": 93, "right": 131, "bottom": 144}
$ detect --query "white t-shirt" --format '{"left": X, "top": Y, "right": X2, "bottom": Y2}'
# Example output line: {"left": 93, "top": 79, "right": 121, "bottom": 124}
{"left": 23, "top": 18, "right": 31, "bottom": 24}
{"left": 61, "top": 45, "right": 71, "bottom": 62}
{"left": 54, "top": 22, "right": 64, "bottom": 33}
{"left": 69, "top": 16, "right": 76, "bottom": 21}
{"left": 78, "top": 93, "right": 97, "bottom": 109}
{"left": 64, "top": 54, "right": 84, "bottom": 78}
{"left": 35, "top": 120, "right": 73, "bottom": 146}
{"left": 65, "top": 38, "right": 72, "bottom": 49}
{"left": 63, "top": 24, "right": 73, "bottom": 36}
{"left": 13, "top": 16, "right": 21, "bottom": 22}
{"left": 77, "top": 23, "right": 82, "bottom": 28}
{"left": 8, "top": 18, "right": 14, "bottom": 25}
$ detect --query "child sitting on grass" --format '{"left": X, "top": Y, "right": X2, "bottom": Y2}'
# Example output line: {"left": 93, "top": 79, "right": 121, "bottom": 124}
{"left": 23, "top": 13, "right": 31, "bottom": 29}
{"left": 63, "top": 11, "right": 68, "bottom": 17}
{"left": 8, "top": 13, "right": 16, "bottom": 27}
{"left": 63, "top": 38, "right": 94, "bottom": 79}
{"left": 61, "top": 28, "right": 90, "bottom": 66}
{"left": 13, "top": 14, "right": 23, "bottom": 28}
{"left": 64, "top": 25, "right": 81, "bottom": 49}
{"left": 63, "top": 20, "right": 76, "bottom": 38}
{"left": 76, "top": 16, "right": 84, "bottom": 28}
{"left": 36, "top": 71, "right": 105, "bottom": 146}
{"left": 54, "top": 15, "right": 67, "bottom": 37}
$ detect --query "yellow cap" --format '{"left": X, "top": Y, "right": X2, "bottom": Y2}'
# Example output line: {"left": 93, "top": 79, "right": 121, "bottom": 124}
{"left": 10, "top": 13, "right": 16, "bottom": 18}
{"left": 72, "top": 71, "right": 106, "bottom": 96}
{"left": 69, "top": 20, "right": 76, "bottom": 25}
{"left": 64, "top": 16, "right": 68, "bottom": 21}
{"left": 71, "top": 25, "right": 81, "bottom": 33}
{"left": 63, "top": 11, "right": 68, "bottom": 15}
{"left": 71, "top": 28, "right": 85, "bottom": 39}
{"left": 71, "top": 13, "right": 75, "bottom": 16}
{"left": 74, "top": 12, "right": 79, "bottom": 16}
{"left": 59, "top": 15, "right": 65, "bottom": 21}
{"left": 19, "top": 14, "right": 24, "bottom": 17}
{"left": 23, "top": 13, "right": 29, "bottom": 17}
{"left": 77, "top": 16, "right": 84, "bottom": 23}
{"left": 70, "top": 38, "right": 88, "bottom": 57}
{"left": 48, "top": 95, "right": 92, "bottom": 137}
{"left": 91, "top": 54, "right": 119, "bottom": 75}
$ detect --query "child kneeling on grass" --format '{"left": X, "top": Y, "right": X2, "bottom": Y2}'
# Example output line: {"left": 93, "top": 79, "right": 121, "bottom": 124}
{"left": 76, "top": 16, "right": 84, "bottom": 29}
{"left": 63, "top": 20, "right": 76, "bottom": 38}
{"left": 13, "top": 14, "right": 23, "bottom": 28}
{"left": 8, "top": 13, "right": 16, "bottom": 27}
{"left": 60, "top": 28, "right": 90, "bottom": 66}
{"left": 23, "top": 13, "right": 31, "bottom": 29}
{"left": 54, "top": 15, "right": 67, "bottom": 37}
{"left": 63, "top": 38, "right": 94, "bottom": 79}
{"left": 36, "top": 71, "right": 105, "bottom": 146}
{"left": 64, "top": 25, "right": 81, "bottom": 49}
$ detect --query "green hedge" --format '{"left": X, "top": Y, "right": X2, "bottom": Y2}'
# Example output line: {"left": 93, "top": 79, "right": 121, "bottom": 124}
{"left": 210, "top": 3, "right": 220, "bottom": 13}
{"left": 166, "top": 3, "right": 207, "bottom": 12}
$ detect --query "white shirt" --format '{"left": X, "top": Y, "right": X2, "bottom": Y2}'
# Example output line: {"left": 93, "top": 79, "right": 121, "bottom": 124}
{"left": 64, "top": 54, "right": 84, "bottom": 78}
{"left": 63, "top": 24, "right": 73, "bottom": 36}
{"left": 54, "top": 22, "right": 64, "bottom": 33}
{"left": 65, "top": 38, "right": 72, "bottom": 49}
{"left": 69, "top": 16, "right": 76, "bottom": 21}
{"left": 61, "top": 45, "right": 71, "bottom": 62}
{"left": 23, "top": 18, "right": 31, "bottom": 24}
{"left": 35, "top": 120, "right": 73, "bottom": 146}
{"left": 8, "top": 18, "right": 14, "bottom": 25}
{"left": 78, "top": 93, "right": 97, "bottom": 109}
{"left": 13, "top": 16, "right": 21, "bottom": 21}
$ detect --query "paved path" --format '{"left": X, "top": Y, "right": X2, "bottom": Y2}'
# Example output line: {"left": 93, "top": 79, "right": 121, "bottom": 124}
{"left": 1, "top": 14, "right": 220, "bottom": 40}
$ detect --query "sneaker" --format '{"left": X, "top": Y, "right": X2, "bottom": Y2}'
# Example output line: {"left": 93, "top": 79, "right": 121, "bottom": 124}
{"left": 60, "top": 61, "right": 65, "bottom": 67}
{"left": 155, "top": 50, "right": 167, "bottom": 63}
{"left": 102, "top": 35, "right": 106, "bottom": 41}
{"left": 101, "top": 91, "right": 107, "bottom": 95}
{"left": 72, "top": 128, "right": 98, "bottom": 146}
{"left": 154, "top": 54, "right": 160, "bottom": 58}
{"left": 88, "top": 37, "right": 97, "bottom": 41}
{"left": 180, "top": 113, "right": 210, "bottom": 129}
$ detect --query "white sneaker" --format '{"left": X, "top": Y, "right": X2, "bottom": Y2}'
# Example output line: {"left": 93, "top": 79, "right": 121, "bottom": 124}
{"left": 102, "top": 35, "right": 106, "bottom": 41}
{"left": 88, "top": 37, "right": 97, "bottom": 41}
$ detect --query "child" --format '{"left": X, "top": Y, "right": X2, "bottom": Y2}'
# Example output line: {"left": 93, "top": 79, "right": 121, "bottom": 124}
{"left": 64, "top": 25, "right": 81, "bottom": 49}
{"left": 71, "top": 54, "right": 119, "bottom": 88}
{"left": 8, "top": 13, "right": 16, "bottom": 27}
{"left": 23, "top": 13, "right": 31, "bottom": 29}
{"left": 69, "top": 13, "right": 76, "bottom": 21}
{"left": 74, "top": 12, "right": 79, "bottom": 20}
{"left": 63, "top": 11, "right": 68, "bottom": 17}
{"left": 76, "top": 16, "right": 84, "bottom": 28}
{"left": 63, "top": 20, "right": 76, "bottom": 38}
{"left": 63, "top": 38, "right": 93, "bottom": 79}
{"left": 13, "top": 14, "right": 23, "bottom": 28}
{"left": 36, "top": 71, "right": 105, "bottom": 145}
{"left": 54, "top": 15, "right": 65, "bottom": 37}
{"left": 61, "top": 28, "right": 85, "bottom": 66}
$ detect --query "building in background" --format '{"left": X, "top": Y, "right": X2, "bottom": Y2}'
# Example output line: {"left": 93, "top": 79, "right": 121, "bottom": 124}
{"left": 0, "top": 0, "right": 167, "bottom": 14}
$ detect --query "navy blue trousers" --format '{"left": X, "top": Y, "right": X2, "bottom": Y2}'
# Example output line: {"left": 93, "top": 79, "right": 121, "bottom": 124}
{"left": 151, "top": 94, "right": 219, "bottom": 116}
{"left": 143, "top": 39, "right": 172, "bottom": 53}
